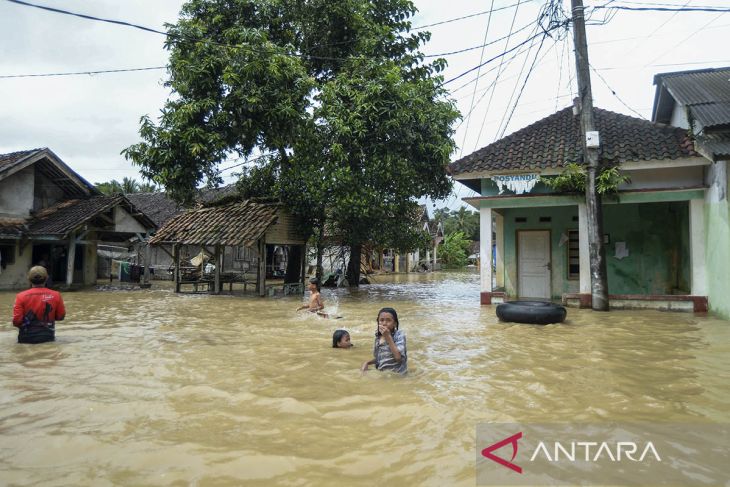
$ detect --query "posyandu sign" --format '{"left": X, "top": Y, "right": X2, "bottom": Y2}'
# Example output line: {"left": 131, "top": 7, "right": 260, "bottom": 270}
{"left": 491, "top": 174, "right": 539, "bottom": 195}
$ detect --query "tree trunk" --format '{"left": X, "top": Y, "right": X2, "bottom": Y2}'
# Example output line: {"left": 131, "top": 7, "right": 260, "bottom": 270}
{"left": 346, "top": 242, "right": 362, "bottom": 287}
{"left": 285, "top": 245, "right": 302, "bottom": 284}
{"left": 315, "top": 225, "right": 324, "bottom": 281}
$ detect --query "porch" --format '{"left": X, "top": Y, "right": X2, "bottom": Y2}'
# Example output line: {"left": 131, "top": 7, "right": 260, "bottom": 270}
{"left": 471, "top": 190, "right": 708, "bottom": 312}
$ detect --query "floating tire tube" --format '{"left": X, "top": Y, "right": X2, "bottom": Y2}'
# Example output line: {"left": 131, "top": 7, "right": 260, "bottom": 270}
{"left": 496, "top": 300, "right": 567, "bottom": 325}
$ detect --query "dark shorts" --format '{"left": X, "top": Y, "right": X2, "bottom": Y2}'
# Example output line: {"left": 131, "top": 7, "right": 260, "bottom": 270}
{"left": 18, "top": 325, "right": 55, "bottom": 344}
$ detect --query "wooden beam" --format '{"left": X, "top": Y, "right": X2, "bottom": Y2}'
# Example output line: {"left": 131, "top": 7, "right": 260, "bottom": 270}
{"left": 214, "top": 244, "right": 221, "bottom": 295}
{"left": 173, "top": 243, "right": 180, "bottom": 293}
{"left": 258, "top": 238, "right": 266, "bottom": 297}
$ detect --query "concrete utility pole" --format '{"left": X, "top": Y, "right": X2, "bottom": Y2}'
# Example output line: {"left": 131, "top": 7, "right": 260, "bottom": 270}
{"left": 571, "top": 0, "right": 609, "bottom": 311}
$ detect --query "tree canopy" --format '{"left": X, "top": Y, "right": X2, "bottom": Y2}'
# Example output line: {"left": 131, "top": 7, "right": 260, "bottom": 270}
{"left": 123, "top": 0, "right": 460, "bottom": 284}
{"left": 95, "top": 177, "right": 158, "bottom": 195}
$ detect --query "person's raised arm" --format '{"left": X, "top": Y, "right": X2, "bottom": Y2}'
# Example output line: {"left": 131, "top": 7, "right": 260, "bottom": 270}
{"left": 379, "top": 327, "right": 402, "bottom": 363}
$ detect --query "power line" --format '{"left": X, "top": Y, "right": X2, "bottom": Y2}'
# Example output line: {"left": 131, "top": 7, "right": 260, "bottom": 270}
{"left": 423, "top": 21, "right": 534, "bottom": 58}
{"left": 441, "top": 28, "right": 558, "bottom": 86}
{"left": 589, "top": 64, "right": 647, "bottom": 119}
{"left": 0, "top": 66, "right": 166, "bottom": 79}
{"left": 459, "top": 0, "right": 499, "bottom": 158}
{"left": 593, "top": 4, "right": 730, "bottom": 12}
{"left": 4, "top": 0, "right": 167, "bottom": 35}
{"left": 412, "top": 0, "right": 535, "bottom": 30}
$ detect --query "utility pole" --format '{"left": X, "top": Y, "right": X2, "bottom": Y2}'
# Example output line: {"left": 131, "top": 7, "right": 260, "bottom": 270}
{"left": 571, "top": 0, "right": 609, "bottom": 311}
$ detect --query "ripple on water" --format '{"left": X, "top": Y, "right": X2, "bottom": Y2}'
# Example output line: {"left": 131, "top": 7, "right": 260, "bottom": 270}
{"left": 0, "top": 272, "right": 728, "bottom": 485}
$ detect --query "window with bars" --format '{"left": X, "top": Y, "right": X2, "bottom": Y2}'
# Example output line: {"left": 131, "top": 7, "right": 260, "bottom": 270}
{"left": 567, "top": 230, "right": 580, "bottom": 280}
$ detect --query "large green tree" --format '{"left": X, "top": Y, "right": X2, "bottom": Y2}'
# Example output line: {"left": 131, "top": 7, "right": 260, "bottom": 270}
{"left": 124, "top": 0, "right": 459, "bottom": 285}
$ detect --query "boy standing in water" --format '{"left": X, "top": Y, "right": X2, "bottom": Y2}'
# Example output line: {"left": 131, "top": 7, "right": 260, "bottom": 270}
{"left": 296, "top": 278, "right": 324, "bottom": 313}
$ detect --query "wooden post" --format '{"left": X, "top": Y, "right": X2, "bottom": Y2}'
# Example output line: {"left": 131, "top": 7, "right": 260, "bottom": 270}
{"left": 572, "top": 0, "right": 609, "bottom": 311}
{"left": 394, "top": 253, "right": 400, "bottom": 273}
{"left": 66, "top": 232, "right": 76, "bottom": 286}
{"left": 173, "top": 244, "right": 180, "bottom": 293}
{"left": 258, "top": 238, "right": 267, "bottom": 297}
{"left": 300, "top": 243, "right": 307, "bottom": 289}
{"left": 142, "top": 233, "right": 151, "bottom": 287}
{"left": 214, "top": 244, "right": 221, "bottom": 294}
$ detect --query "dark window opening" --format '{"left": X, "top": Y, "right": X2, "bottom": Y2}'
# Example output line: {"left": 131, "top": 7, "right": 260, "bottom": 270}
{"left": 0, "top": 244, "right": 16, "bottom": 269}
{"left": 567, "top": 230, "right": 580, "bottom": 280}
{"left": 515, "top": 217, "right": 527, "bottom": 223}
{"left": 539, "top": 216, "right": 552, "bottom": 222}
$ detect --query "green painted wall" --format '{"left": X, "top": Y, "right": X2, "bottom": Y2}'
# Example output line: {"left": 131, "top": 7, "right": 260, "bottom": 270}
{"left": 602, "top": 202, "right": 690, "bottom": 295}
{"left": 705, "top": 199, "right": 730, "bottom": 319}
{"left": 499, "top": 202, "right": 691, "bottom": 298}
{"left": 501, "top": 206, "right": 580, "bottom": 298}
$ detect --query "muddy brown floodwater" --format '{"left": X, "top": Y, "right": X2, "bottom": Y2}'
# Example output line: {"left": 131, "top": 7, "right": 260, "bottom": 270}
{"left": 1, "top": 272, "right": 728, "bottom": 486}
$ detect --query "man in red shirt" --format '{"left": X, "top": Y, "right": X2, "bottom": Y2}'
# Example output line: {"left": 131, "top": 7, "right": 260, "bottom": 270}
{"left": 12, "top": 266, "right": 66, "bottom": 344}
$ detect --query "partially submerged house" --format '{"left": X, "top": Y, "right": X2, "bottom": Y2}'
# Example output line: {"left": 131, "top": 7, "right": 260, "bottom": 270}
{"left": 0, "top": 148, "right": 156, "bottom": 289}
{"left": 449, "top": 104, "right": 713, "bottom": 312}
{"left": 148, "top": 199, "right": 307, "bottom": 296}
{"left": 652, "top": 67, "right": 730, "bottom": 318}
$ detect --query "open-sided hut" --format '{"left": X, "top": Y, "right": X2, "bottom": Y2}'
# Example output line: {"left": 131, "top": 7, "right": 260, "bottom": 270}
{"left": 148, "top": 200, "right": 307, "bottom": 296}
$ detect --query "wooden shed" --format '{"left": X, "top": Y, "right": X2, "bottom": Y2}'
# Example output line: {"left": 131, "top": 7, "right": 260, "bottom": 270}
{"left": 148, "top": 199, "right": 307, "bottom": 296}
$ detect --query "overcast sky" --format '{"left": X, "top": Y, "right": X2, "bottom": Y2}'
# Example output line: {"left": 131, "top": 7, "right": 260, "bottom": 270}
{"left": 1, "top": 0, "right": 728, "bottom": 209}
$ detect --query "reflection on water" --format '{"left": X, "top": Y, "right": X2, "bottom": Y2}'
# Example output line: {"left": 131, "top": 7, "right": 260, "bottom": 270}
{"left": 1, "top": 272, "right": 728, "bottom": 485}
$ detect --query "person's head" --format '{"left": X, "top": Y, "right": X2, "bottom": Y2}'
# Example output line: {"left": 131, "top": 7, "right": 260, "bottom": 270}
{"left": 28, "top": 266, "right": 48, "bottom": 286}
{"left": 376, "top": 307, "right": 399, "bottom": 334}
{"left": 332, "top": 329, "right": 352, "bottom": 348}
{"left": 309, "top": 277, "right": 320, "bottom": 292}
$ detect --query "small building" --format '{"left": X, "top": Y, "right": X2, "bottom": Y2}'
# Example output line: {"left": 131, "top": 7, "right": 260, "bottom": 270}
{"left": 148, "top": 199, "right": 307, "bottom": 296}
{"left": 449, "top": 104, "right": 713, "bottom": 312}
{"left": 0, "top": 148, "right": 156, "bottom": 289}
{"left": 652, "top": 66, "right": 730, "bottom": 318}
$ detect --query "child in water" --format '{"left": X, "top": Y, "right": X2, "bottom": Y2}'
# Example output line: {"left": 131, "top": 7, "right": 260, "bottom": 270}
{"left": 296, "top": 278, "right": 324, "bottom": 313}
{"left": 332, "top": 329, "right": 353, "bottom": 348}
{"left": 360, "top": 307, "right": 407, "bottom": 374}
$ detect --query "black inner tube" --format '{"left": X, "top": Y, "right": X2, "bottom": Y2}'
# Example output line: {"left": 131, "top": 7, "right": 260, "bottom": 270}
{"left": 496, "top": 300, "right": 567, "bottom": 325}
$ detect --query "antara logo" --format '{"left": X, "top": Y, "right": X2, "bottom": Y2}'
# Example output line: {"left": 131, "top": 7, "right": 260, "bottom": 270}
{"left": 481, "top": 432, "right": 523, "bottom": 474}
{"left": 481, "top": 431, "right": 662, "bottom": 474}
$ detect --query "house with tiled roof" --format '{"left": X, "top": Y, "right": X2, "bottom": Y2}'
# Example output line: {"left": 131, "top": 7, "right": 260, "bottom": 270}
{"left": 652, "top": 67, "right": 730, "bottom": 318}
{"left": 0, "top": 148, "right": 156, "bottom": 290}
{"left": 450, "top": 103, "right": 714, "bottom": 313}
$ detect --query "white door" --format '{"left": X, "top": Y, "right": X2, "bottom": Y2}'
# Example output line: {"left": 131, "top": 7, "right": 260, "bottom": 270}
{"left": 518, "top": 231, "right": 551, "bottom": 299}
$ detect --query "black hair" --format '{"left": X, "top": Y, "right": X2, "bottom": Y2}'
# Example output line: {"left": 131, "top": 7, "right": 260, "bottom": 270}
{"left": 309, "top": 277, "right": 320, "bottom": 291}
{"left": 332, "top": 329, "right": 350, "bottom": 348}
{"left": 376, "top": 307, "right": 399, "bottom": 334}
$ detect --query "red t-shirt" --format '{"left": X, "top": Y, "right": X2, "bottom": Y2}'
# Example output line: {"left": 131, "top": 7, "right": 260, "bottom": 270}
{"left": 12, "top": 287, "right": 66, "bottom": 327}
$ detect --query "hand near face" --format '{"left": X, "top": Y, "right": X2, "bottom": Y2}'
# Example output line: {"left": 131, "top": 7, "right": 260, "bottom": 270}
{"left": 378, "top": 324, "right": 391, "bottom": 337}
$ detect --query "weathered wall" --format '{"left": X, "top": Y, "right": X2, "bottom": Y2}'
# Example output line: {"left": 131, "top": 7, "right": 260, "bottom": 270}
{"left": 704, "top": 160, "right": 730, "bottom": 318}
{"left": 499, "top": 202, "right": 690, "bottom": 298}
{"left": 114, "top": 207, "right": 148, "bottom": 233}
{"left": 0, "top": 166, "right": 34, "bottom": 218}
{"left": 501, "top": 206, "right": 580, "bottom": 298}
{"left": 85, "top": 241, "right": 97, "bottom": 285}
{"left": 602, "top": 202, "right": 689, "bottom": 295}
{"left": 0, "top": 244, "right": 32, "bottom": 290}
{"left": 33, "top": 170, "right": 67, "bottom": 211}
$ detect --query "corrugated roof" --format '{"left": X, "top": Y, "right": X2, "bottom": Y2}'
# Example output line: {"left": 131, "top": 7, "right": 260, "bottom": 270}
{"left": 148, "top": 200, "right": 279, "bottom": 247}
{"left": 657, "top": 67, "right": 730, "bottom": 105}
{"left": 654, "top": 67, "right": 730, "bottom": 129}
{"left": 696, "top": 133, "right": 730, "bottom": 161}
{"left": 449, "top": 106, "right": 698, "bottom": 175}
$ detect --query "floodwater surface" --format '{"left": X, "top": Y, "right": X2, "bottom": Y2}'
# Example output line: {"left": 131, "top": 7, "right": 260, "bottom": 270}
{"left": 1, "top": 272, "right": 728, "bottom": 486}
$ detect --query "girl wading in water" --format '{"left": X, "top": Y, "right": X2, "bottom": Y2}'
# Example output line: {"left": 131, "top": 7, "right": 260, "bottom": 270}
{"left": 361, "top": 307, "right": 407, "bottom": 375}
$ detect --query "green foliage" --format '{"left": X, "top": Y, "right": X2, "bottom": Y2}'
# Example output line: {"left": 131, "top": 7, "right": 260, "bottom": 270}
{"left": 95, "top": 177, "right": 158, "bottom": 195}
{"left": 440, "top": 231, "right": 471, "bottom": 268}
{"left": 540, "top": 163, "right": 631, "bottom": 198}
{"left": 435, "top": 206, "right": 479, "bottom": 241}
{"left": 123, "top": 0, "right": 460, "bottom": 280}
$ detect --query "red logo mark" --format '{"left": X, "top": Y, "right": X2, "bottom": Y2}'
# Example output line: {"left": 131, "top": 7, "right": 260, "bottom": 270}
{"left": 481, "top": 432, "right": 523, "bottom": 474}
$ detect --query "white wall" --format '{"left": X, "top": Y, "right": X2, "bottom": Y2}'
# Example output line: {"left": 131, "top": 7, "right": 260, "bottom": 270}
{"left": 0, "top": 166, "right": 34, "bottom": 218}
